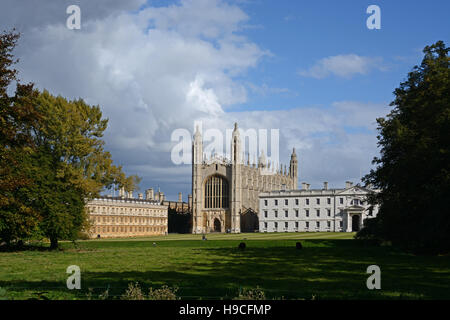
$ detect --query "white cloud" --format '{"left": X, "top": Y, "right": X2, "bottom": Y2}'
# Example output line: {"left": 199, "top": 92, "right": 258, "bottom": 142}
{"left": 1, "top": 0, "right": 390, "bottom": 199}
{"left": 299, "top": 54, "right": 385, "bottom": 79}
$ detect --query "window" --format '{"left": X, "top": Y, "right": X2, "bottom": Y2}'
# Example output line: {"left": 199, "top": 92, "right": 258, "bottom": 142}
{"left": 264, "top": 222, "right": 267, "bottom": 229}
{"left": 306, "top": 198, "right": 309, "bottom": 205}
{"left": 295, "top": 199, "right": 299, "bottom": 205}
{"left": 274, "top": 210, "right": 278, "bottom": 218}
{"left": 306, "top": 209, "right": 309, "bottom": 217}
{"left": 274, "top": 199, "right": 278, "bottom": 206}
{"left": 327, "top": 209, "right": 331, "bottom": 217}
{"left": 285, "top": 199, "right": 288, "bottom": 206}
{"left": 316, "top": 209, "right": 320, "bottom": 217}
{"left": 285, "top": 210, "right": 288, "bottom": 218}
{"left": 274, "top": 222, "right": 278, "bottom": 229}
{"left": 340, "top": 221, "right": 343, "bottom": 228}
{"left": 316, "top": 198, "right": 320, "bottom": 205}
{"left": 285, "top": 222, "right": 288, "bottom": 229}
{"left": 316, "top": 221, "right": 320, "bottom": 228}
{"left": 264, "top": 200, "right": 268, "bottom": 206}
{"left": 264, "top": 211, "right": 268, "bottom": 218}
{"left": 295, "top": 209, "right": 299, "bottom": 217}
{"left": 327, "top": 198, "right": 331, "bottom": 205}
{"left": 295, "top": 222, "right": 299, "bottom": 228}
{"left": 204, "top": 175, "right": 229, "bottom": 209}
{"left": 306, "top": 222, "right": 309, "bottom": 228}
{"left": 327, "top": 221, "right": 331, "bottom": 228}
{"left": 340, "top": 198, "right": 344, "bottom": 204}
{"left": 353, "top": 199, "right": 359, "bottom": 205}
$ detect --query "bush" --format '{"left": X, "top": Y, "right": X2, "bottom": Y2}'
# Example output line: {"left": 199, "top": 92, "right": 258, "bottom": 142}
{"left": 238, "top": 242, "right": 246, "bottom": 250}
{"left": 148, "top": 285, "right": 179, "bottom": 300}
{"left": 234, "top": 286, "right": 266, "bottom": 300}
{"left": 77, "top": 231, "right": 91, "bottom": 240}
{"left": 296, "top": 242, "right": 302, "bottom": 250}
{"left": 121, "top": 282, "right": 145, "bottom": 300}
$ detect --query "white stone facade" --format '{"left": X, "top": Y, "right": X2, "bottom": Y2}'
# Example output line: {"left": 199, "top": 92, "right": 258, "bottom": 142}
{"left": 258, "top": 182, "right": 379, "bottom": 233}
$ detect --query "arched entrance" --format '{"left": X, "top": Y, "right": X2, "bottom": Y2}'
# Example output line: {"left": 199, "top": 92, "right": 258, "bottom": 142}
{"left": 214, "top": 218, "right": 221, "bottom": 232}
{"left": 240, "top": 209, "right": 259, "bottom": 233}
{"left": 352, "top": 215, "right": 360, "bottom": 232}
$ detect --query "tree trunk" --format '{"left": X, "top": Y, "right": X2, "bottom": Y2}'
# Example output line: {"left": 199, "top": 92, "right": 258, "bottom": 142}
{"left": 50, "top": 237, "right": 58, "bottom": 250}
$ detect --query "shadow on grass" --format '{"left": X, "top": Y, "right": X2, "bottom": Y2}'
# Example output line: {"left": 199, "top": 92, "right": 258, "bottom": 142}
{"left": 2, "top": 240, "right": 450, "bottom": 300}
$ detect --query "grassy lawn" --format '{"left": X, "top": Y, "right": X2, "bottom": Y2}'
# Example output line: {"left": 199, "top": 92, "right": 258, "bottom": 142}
{"left": 0, "top": 232, "right": 449, "bottom": 300}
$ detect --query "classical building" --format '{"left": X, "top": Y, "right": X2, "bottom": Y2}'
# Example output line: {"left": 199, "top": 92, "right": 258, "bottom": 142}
{"left": 258, "top": 182, "right": 379, "bottom": 233}
{"left": 191, "top": 123, "right": 298, "bottom": 234}
{"left": 86, "top": 188, "right": 169, "bottom": 238}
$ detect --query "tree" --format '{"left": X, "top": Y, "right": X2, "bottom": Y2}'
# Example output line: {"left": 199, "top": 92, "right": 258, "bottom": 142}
{"left": 0, "top": 31, "right": 140, "bottom": 248}
{"left": 30, "top": 91, "right": 140, "bottom": 248}
{"left": 0, "top": 30, "right": 42, "bottom": 244}
{"left": 359, "top": 41, "right": 450, "bottom": 253}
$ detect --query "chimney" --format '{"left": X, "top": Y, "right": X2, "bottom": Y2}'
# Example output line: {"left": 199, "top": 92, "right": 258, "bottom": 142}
{"left": 301, "top": 182, "right": 307, "bottom": 190}
{"left": 127, "top": 191, "right": 133, "bottom": 199}
{"left": 323, "top": 182, "right": 328, "bottom": 190}
{"left": 178, "top": 192, "right": 183, "bottom": 203}
{"left": 345, "top": 181, "right": 353, "bottom": 189}
{"left": 188, "top": 194, "right": 192, "bottom": 209}
{"left": 119, "top": 187, "right": 125, "bottom": 198}
{"left": 138, "top": 193, "right": 143, "bottom": 199}
{"left": 306, "top": 183, "right": 310, "bottom": 190}
{"left": 159, "top": 192, "right": 165, "bottom": 203}
{"left": 154, "top": 191, "right": 160, "bottom": 202}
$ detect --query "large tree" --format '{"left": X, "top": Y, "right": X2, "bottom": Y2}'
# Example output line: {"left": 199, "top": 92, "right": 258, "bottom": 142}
{"left": 0, "top": 31, "right": 140, "bottom": 248}
{"left": 359, "top": 41, "right": 450, "bottom": 253}
{"left": 0, "top": 30, "right": 42, "bottom": 244}
{"left": 31, "top": 90, "right": 140, "bottom": 248}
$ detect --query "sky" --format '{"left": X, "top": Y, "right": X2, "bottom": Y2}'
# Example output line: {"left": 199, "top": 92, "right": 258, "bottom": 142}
{"left": 1, "top": 0, "right": 449, "bottom": 200}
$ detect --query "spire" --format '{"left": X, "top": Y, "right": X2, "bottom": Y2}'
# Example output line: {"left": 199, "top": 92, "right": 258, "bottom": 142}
{"left": 258, "top": 149, "right": 266, "bottom": 168}
{"left": 232, "top": 122, "right": 239, "bottom": 135}
{"left": 194, "top": 124, "right": 202, "bottom": 140}
{"left": 231, "top": 122, "right": 241, "bottom": 164}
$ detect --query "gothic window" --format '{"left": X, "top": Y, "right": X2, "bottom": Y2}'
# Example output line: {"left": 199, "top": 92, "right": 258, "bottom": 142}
{"left": 204, "top": 175, "right": 229, "bottom": 209}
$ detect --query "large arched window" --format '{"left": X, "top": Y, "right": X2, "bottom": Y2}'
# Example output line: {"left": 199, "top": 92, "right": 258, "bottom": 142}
{"left": 204, "top": 175, "right": 229, "bottom": 209}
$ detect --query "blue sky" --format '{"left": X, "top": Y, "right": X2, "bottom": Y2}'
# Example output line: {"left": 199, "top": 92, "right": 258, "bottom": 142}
{"left": 227, "top": 0, "right": 449, "bottom": 110}
{"left": 1, "top": 0, "right": 449, "bottom": 200}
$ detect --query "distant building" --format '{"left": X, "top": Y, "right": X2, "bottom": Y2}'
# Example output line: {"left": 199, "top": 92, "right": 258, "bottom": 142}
{"left": 86, "top": 187, "right": 169, "bottom": 238}
{"left": 258, "top": 182, "right": 379, "bottom": 233}
{"left": 191, "top": 123, "right": 298, "bottom": 234}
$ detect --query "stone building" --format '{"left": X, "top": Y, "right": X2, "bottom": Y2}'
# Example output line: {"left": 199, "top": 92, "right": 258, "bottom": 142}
{"left": 86, "top": 188, "right": 168, "bottom": 238}
{"left": 191, "top": 123, "right": 298, "bottom": 234}
{"left": 258, "top": 182, "right": 379, "bottom": 233}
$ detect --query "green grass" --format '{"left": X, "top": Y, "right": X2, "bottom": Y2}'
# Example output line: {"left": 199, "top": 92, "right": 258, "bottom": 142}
{"left": 0, "top": 232, "right": 449, "bottom": 300}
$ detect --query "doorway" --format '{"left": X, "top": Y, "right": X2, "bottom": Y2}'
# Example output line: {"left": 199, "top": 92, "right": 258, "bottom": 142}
{"left": 214, "top": 218, "right": 221, "bottom": 232}
{"left": 352, "top": 215, "right": 360, "bottom": 232}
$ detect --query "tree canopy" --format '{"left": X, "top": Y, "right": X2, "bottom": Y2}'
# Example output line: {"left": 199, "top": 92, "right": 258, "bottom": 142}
{"left": 359, "top": 41, "right": 450, "bottom": 254}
